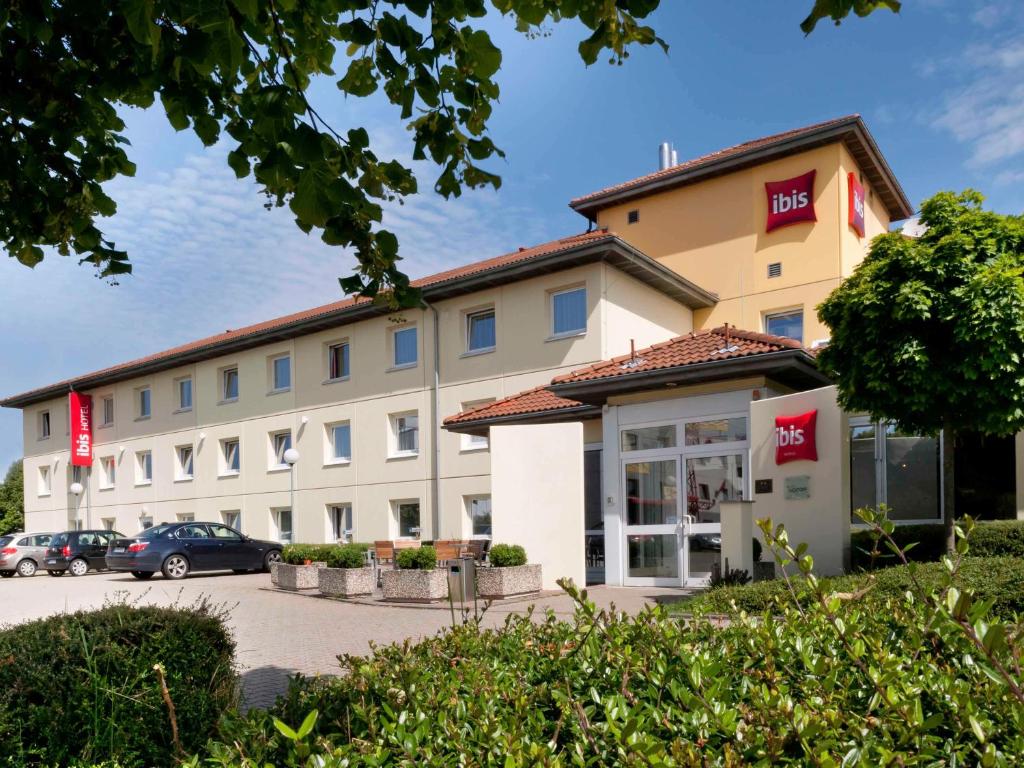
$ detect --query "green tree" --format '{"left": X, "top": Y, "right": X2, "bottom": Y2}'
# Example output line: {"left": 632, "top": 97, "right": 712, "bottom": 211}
{"left": 0, "top": 461, "right": 24, "bottom": 535}
{"left": 818, "top": 190, "right": 1024, "bottom": 552}
{"left": 1, "top": 0, "right": 897, "bottom": 304}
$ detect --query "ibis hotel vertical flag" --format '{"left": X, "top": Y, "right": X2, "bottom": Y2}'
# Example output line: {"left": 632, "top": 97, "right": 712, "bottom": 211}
{"left": 69, "top": 392, "right": 93, "bottom": 467}
{"left": 848, "top": 172, "right": 866, "bottom": 237}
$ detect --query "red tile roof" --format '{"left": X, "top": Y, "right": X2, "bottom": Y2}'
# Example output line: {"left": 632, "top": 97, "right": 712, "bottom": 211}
{"left": 552, "top": 326, "right": 803, "bottom": 385}
{"left": 442, "top": 385, "right": 588, "bottom": 427}
{"left": 1, "top": 231, "right": 616, "bottom": 407}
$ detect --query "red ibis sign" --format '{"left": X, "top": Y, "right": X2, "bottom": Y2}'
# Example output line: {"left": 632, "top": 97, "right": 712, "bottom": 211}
{"left": 848, "top": 172, "right": 866, "bottom": 237}
{"left": 69, "top": 392, "right": 93, "bottom": 467}
{"left": 775, "top": 410, "right": 818, "bottom": 465}
{"left": 765, "top": 170, "right": 817, "bottom": 233}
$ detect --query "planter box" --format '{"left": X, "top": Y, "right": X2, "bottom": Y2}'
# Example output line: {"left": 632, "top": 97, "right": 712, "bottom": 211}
{"left": 477, "top": 564, "right": 542, "bottom": 599}
{"left": 275, "top": 562, "right": 326, "bottom": 591}
{"left": 318, "top": 566, "right": 375, "bottom": 597}
{"left": 381, "top": 568, "right": 447, "bottom": 602}
{"left": 753, "top": 561, "right": 776, "bottom": 582}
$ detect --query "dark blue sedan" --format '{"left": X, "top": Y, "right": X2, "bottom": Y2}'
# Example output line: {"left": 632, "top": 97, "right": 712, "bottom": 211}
{"left": 105, "top": 522, "right": 283, "bottom": 580}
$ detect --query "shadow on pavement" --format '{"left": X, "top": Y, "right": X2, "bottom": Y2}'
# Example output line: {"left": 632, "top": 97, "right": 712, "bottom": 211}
{"left": 240, "top": 665, "right": 326, "bottom": 711}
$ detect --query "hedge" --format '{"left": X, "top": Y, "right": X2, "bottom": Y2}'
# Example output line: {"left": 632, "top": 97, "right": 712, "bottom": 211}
{"left": 851, "top": 518, "right": 1024, "bottom": 569}
{"left": 396, "top": 545, "right": 436, "bottom": 570}
{"left": 282, "top": 542, "right": 371, "bottom": 565}
{"left": 488, "top": 543, "right": 526, "bottom": 567}
{"left": 0, "top": 601, "right": 235, "bottom": 767}
{"left": 679, "top": 556, "right": 1024, "bottom": 617}
{"left": 324, "top": 544, "right": 366, "bottom": 569}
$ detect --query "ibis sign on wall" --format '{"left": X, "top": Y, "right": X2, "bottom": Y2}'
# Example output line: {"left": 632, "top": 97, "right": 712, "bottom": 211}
{"left": 69, "top": 392, "right": 93, "bottom": 467}
{"left": 765, "top": 170, "right": 816, "bottom": 232}
{"left": 848, "top": 172, "right": 866, "bottom": 237}
{"left": 774, "top": 410, "right": 818, "bottom": 465}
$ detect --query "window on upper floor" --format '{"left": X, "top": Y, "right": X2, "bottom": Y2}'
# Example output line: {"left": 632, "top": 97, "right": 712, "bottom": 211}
{"left": 135, "top": 450, "right": 152, "bottom": 484}
{"left": 328, "top": 341, "right": 350, "bottom": 381}
{"left": 38, "top": 465, "right": 51, "bottom": 496}
{"left": 137, "top": 387, "right": 151, "bottom": 419}
{"left": 466, "top": 308, "right": 496, "bottom": 353}
{"left": 390, "top": 412, "right": 418, "bottom": 456}
{"left": 392, "top": 325, "right": 417, "bottom": 368}
{"left": 101, "top": 396, "right": 114, "bottom": 427}
{"left": 270, "top": 354, "right": 291, "bottom": 392}
{"left": 222, "top": 367, "right": 239, "bottom": 402}
{"left": 221, "top": 438, "right": 240, "bottom": 475}
{"left": 327, "top": 422, "right": 352, "bottom": 463}
{"left": 38, "top": 410, "right": 50, "bottom": 440}
{"left": 551, "top": 286, "right": 587, "bottom": 338}
{"left": 100, "top": 456, "right": 115, "bottom": 489}
{"left": 764, "top": 309, "right": 804, "bottom": 344}
{"left": 176, "top": 377, "right": 193, "bottom": 411}
{"left": 270, "top": 431, "right": 292, "bottom": 469}
{"left": 176, "top": 445, "right": 194, "bottom": 480}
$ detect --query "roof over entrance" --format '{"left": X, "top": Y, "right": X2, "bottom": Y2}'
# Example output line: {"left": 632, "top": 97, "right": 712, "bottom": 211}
{"left": 443, "top": 326, "right": 830, "bottom": 433}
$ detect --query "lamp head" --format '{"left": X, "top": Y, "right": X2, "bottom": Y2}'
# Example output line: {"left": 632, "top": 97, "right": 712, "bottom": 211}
{"left": 283, "top": 448, "right": 300, "bottom": 466}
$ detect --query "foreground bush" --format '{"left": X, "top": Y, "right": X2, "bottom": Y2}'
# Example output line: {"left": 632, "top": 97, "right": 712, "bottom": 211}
{"left": 198, "top": 515, "right": 1024, "bottom": 766}
{"left": 851, "top": 515, "right": 1024, "bottom": 568}
{"left": 0, "top": 600, "right": 235, "bottom": 767}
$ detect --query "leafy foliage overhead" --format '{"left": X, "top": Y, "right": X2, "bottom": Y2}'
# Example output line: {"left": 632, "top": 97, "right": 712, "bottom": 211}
{"left": 2, "top": 1, "right": 898, "bottom": 305}
{"left": 817, "top": 190, "right": 1024, "bottom": 437}
{"left": 800, "top": 0, "right": 901, "bottom": 34}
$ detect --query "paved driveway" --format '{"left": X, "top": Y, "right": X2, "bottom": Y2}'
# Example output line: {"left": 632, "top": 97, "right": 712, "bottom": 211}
{"left": 0, "top": 570, "right": 692, "bottom": 708}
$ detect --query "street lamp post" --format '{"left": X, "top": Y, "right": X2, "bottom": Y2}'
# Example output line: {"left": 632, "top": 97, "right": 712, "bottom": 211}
{"left": 69, "top": 481, "right": 84, "bottom": 529}
{"left": 283, "top": 447, "right": 299, "bottom": 542}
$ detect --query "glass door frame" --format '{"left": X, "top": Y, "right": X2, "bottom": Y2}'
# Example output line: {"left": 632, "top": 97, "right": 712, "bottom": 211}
{"left": 622, "top": 455, "right": 684, "bottom": 587}
{"left": 680, "top": 447, "right": 747, "bottom": 587}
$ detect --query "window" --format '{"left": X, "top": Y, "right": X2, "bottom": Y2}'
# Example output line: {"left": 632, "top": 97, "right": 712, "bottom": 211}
{"left": 101, "top": 396, "right": 114, "bottom": 426}
{"left": 176, "top": 445, "right": 194, "bottom": 480}
{"left": 100, "top": 456, "right": 116, "bottom": 489}
{"left": 221, "top": 439, "right": 240, "bottom": 474}
{"left": 140, "top": 515, "right": 154, "bottom": 530}
{"left": 621, "top": 425, "right": 677, "bottom": 452}
{"left": 684, "top": 418, "right": 747, "bottom": 446}
{"left": 391, "top": 412, "right": 418, "bottom": 455}
{"left": 328, "top": 422, "right": 351, "bottom": 463}
{"left": 271, "top": 354, "right": 291, "bottom": 391}
{"left": 222, "top": 367, "right": 239, "bottom": 401}
{"left": 177, "top": 514, "right": 196, "bottom": 523}
{"left": 275, "top": 508, "right": 293, "bottom": 543}
{"left": 395, "top": 501, "right": 421, "bottom": 538}
{"left": 551, "top": 287, "right": 587, "bottom": 337}
{"left": 764, "top": 309, "right": 803, "bottom": 343}
{"left": 137, "top": 387, "right": 152, "bottom": 419}
{"left": 466, "top": 309, "right": 496, "bottom": 353}
{"left": 177, "top": 377, "right": 193, "bottom": 411}
{"left": 222, "top": 510, "right": 241, "bottom": 530}
{"left": 102, "top": 518, "right": 116, "bottom": 531}
{"left": 38, "top": 411, "right": 50, "bottom": 440}
{"left": 328, "top": 342, "right": 350, "bottom": 381}
{"left": 136, "top": 451, "right": 152, "bottom": 484}
{"left": 271, "top": 431, "right": 292, "bottom": 468}
{"left": 38, "top": 466, "right": 51, "bottom": 496}
{"left": 850, "top": 421, "right": 940, "bottom": 522}
{"left": 627, "top": 209, "right": 640, "bottom": 224}
{"left": 460, "top": 399, "right": 494, "bottom": 451}
{"left": 467, "top": 496, "right": 492, "bottom": 537}
{"left": 392, "top": 326, "right": 417, "bottom": 368}
{"left": 329, "top": 504, "right": 353, "bottom": 541}
{"left": 767, "top": 262, "right": 782, "bottom": 278}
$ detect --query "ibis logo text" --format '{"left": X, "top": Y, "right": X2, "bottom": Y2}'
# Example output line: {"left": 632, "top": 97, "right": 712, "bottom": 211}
{"left": 774, "top": 409, "right": 818, "bottom": 465}
{"left": 69, "top": 392, "right": 93, "bottom": 468}
{"left": 765, "top": 170, "right": 817, "bottom": 233}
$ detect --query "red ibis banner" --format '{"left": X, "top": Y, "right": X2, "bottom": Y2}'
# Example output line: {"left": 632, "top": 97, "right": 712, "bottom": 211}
{"left": 848, "top": 172, "right": 866, "bottom": 237}
{"left": 775, "top": 409, "right": 818, "bottom": 465}
{"left": 69, "top": 392, "right": 93, "bottom": 467}
{"left": 765, "top": 170, "right": 817, "bottom": 233}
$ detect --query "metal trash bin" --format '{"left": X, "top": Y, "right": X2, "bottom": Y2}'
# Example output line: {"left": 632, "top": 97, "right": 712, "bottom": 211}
{"left": 448, "top": 556, "right": 476, "bottom": 605}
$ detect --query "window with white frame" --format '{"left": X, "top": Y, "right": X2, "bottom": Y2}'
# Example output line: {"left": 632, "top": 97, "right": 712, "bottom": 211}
{"left": 551, "top": 286, "right": 587, "bottom": 337}
{"left": 390, "top": 412, "right": 418, "bottom": 456}
{"left": 135, "top": 450, "right": 152, "bottom": 484}
{"left": 176, "top": 377, "right": 193, "bottom": 411}
{"left": 392, "top": 325, "right": 417, "bottom": 368}
{"left": 101, "top": 396, "right": 114, "bottom": 426}
{"left": 327, "top": 422, "right": 351, "bottom": 463}
{"left": 176, "top": 445, "right": 194, "bottom": 480}
{"left": 274, "top": 508, "right": 293, "bottom": 543}
{"left": 764, "top": 309, "right": 804, "bottom": 343}
{"left": 222, "top": 367, "right": 239, "bottom": 401}
{"left": 850, "top": 420, "right": 940, "bottom": 522}
{"left": 100, "top": 456, "right": 116, "bottom": 489}
{"left": 38, "top": 410, "right": 50, "bottom": 440}
{"left": 139, "top": 515, "right": 153, "bottom": 530}
{"left": 38, "top": 465, "right": 51, "bottom": 496}
{"left": 329, "top": 504, "right": 353, "bottom": 541}
{"left": 221, "top": 438, "right": 240, "bottom": 475}
{"left": 460, "top": 399, "right": 494, "bottom": 451}
{"left": 394, "top": 501, "right": 421, "bottom": 538}
{"left": 467, "top": 495, "right": 492, "bottom": 537}
{"left": 270, "top": 431, "right": 292, "bottom": 469}
{"left": 222, "top": 510, "right": 241, "bottom": 530}
{"left": 137, "top": 387, "right": 152, "bottom": 419}
{"left": 466, "top": 308, "right": 496, "bottom": 353}
{"left": 328, "top": 341, "right": 350, "bottom": 381}
{"left": 102, "top": 518, "right": 116, "bottom": 531}
{"left": 270, "top": 354, "right": 291, "bottom": 392}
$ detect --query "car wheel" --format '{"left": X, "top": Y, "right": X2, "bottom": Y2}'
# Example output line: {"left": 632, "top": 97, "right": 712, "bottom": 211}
{"left": 131, "top": 571, "right": 155, "bottom": 580}
{"left": 263, "top": 549, "right": 282, "bottom": 572}
{"left": 68, "top": 558, "right": 89, "bottom": 577}
{"left": 162, "top": 555, "right": 189, "bottom": 580}
{"left": 0, "top": 571, "right": 13, "bottom": 578}
{"left": 16, "top": 559, "right": 37, "bottom": 577}
{"left": 47, "top": 570, "right": 63, "bottom": 577}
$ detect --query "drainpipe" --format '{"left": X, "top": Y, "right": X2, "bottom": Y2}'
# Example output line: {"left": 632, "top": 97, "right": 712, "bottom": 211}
{"left": 423, "top": 301, "right": 441, "bottom": 540}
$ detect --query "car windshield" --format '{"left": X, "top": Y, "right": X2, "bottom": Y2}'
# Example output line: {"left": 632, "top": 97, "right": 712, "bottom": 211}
{"left": 138, "top": 524, "right": 176, "bottom": 540}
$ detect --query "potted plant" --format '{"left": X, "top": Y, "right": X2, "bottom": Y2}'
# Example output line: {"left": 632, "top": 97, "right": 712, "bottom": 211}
{"left": 381, "top": 546, "right": 446, "bottom": 602}
{"left": 752, "top": 538, "right": 775, "bottom": 582}
{"left": 477, "top": 544, "right": 542, "bottom": 599}
{"left": 274, "top": 544, "right": 331, "bottom": 591}
{"left": 318, "top": 544, "right": 375, "bottom": 598}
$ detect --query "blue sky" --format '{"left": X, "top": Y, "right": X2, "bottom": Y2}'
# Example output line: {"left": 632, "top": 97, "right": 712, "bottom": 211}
{"left": 1, "top": 0, "right": 1021, "bottom": 469}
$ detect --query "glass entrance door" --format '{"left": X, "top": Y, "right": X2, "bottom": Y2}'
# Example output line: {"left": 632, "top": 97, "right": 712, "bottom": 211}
{"left": 623, "top": 458, "right": 683, "bottom": 586}
{"left": 682, "top": 453, "right": 744, "bottom": 585}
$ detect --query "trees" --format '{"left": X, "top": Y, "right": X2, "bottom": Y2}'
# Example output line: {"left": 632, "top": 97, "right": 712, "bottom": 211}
{"left": 817, "top": 190, "right": 1024, "bottom": 551}
{"left": 0, "top": 461, "right": 24, "bottom": 535}
{"left": 1, "top": 0, "right": 898, "bottom": 305}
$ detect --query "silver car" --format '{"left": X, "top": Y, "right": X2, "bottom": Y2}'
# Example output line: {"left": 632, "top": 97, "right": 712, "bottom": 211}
{"left": 0, "top": 532, "right": 56, "bottom": 577}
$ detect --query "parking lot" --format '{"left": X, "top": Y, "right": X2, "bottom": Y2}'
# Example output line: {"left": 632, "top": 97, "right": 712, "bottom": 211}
{"left": 0, "top": 569, "right": 687, "bottom": 708}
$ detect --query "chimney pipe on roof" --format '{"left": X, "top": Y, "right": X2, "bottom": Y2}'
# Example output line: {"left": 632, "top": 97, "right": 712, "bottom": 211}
{"left": 670, "top": 148, "right": 678, "bottom": 166}
{"left": 658, "top": 142, "right": 673, "bottom": 171}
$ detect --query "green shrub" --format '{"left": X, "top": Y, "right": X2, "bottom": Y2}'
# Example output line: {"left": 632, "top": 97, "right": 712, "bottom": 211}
{"left": 851, "top": 517, "right": 1024, "bottom": 569}
{"left": 488, "top": 543, "right": 527, "bottom": 567}
{"left": 281, "top": 544, "right": 335, "bottom": 565}
{"left": 396, "top": 545, "right": 436, "bottom": 570}
{"left": 969, "top": 520, "right": 1024, "bottom": 557}
{"left": 324, "top": 544, "right": 366, "bottom": 569}
{"left": 0, "top": 600, "right": 235, "bottom": 767}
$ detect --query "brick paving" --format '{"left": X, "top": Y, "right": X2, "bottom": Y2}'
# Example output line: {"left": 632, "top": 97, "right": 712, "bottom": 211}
{"left": 0, "top": 570, "right": 694, "bottom": 709}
